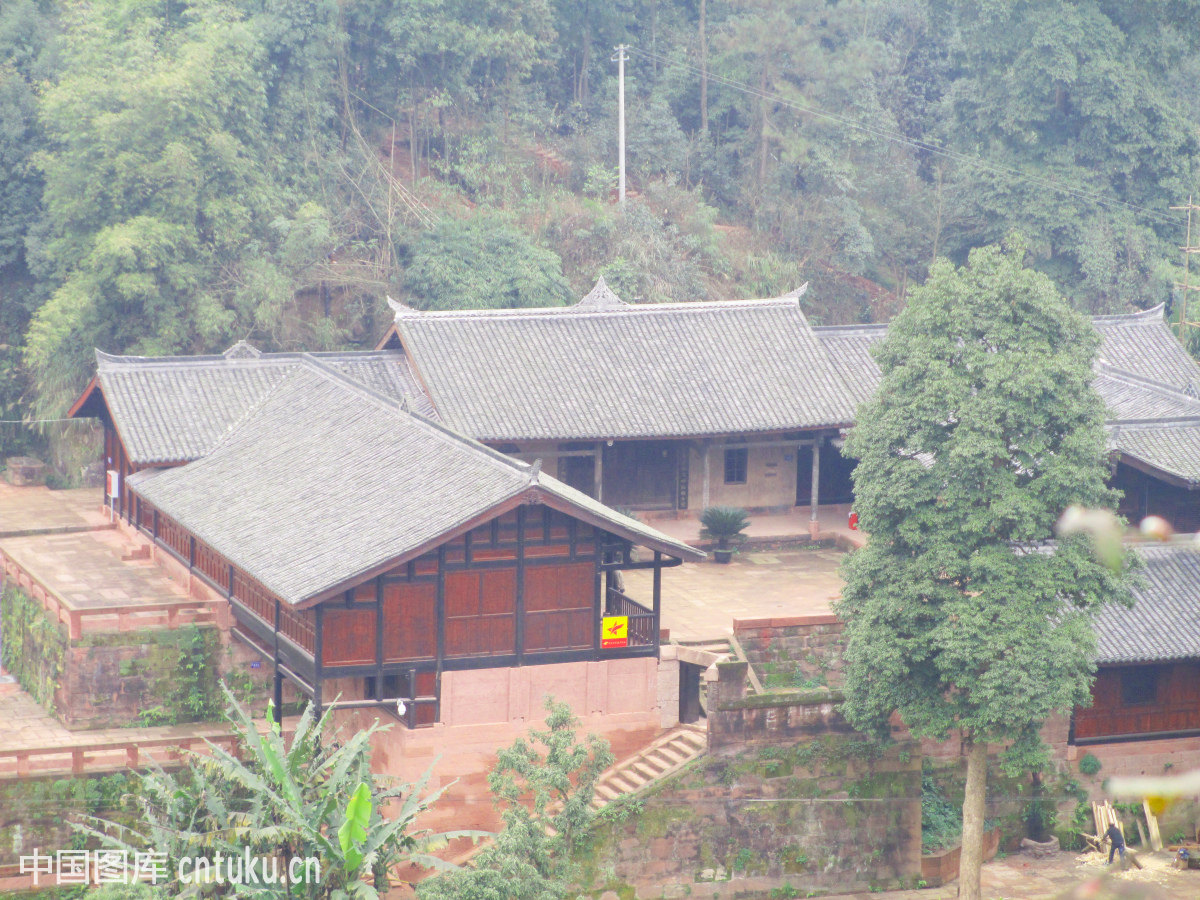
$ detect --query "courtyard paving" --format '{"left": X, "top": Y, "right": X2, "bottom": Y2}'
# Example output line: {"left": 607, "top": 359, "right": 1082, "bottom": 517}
{"left": 835, "top": 849, "right": 1198, "bottom": 900}
{"left": 0, "top": 482, "right": 109, "bottom": 537}
{"left": 624, "top": 546, "right": 846, "bottom": 644}
{"left": 1, "top": 527, "right": 191, "bottom": 611}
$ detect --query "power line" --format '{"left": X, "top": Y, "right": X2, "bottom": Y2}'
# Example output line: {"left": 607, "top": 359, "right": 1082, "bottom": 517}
{"left": 0, "top": 418, "right": 91, "bottom": 424}
{"left": 628, "top": 46, "right": 1178, "bottom": 228}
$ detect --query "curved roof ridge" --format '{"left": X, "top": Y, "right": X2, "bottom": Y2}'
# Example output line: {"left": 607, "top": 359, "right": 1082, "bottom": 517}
{"left": 1091, "top": 303, "right": 1167, "bottom": 323}
{"left": 1097, "top": 363, "right": 1200, "bottom": 403}
{"left": 392, "top": 295, "right": 804, "bottom": 321}
{"left": 812, "top": 321, "right": 890, "bottom": 335}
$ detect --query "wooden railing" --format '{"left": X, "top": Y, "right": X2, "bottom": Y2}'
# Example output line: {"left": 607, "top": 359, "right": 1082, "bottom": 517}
{"left": 605, "top": 589, "right": 656, "bottom": 647}
{"left": 0, "top": 733, "right": 237, "bottom": 779}
{"left": 1074, "top": 703, "right": 1200, "bottom": 742}
{"left": 139, "top": 501, "right": 314, "bottom": 653}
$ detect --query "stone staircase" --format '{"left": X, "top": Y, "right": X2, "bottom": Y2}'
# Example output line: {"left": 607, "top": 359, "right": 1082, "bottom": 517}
{"left": 591, "top": 723, "right": 707, "bottom": 810}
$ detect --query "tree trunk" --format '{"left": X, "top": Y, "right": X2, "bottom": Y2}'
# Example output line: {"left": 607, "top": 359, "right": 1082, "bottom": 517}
{"left": 959, "top": 739, "right": 988, "bottom": 900}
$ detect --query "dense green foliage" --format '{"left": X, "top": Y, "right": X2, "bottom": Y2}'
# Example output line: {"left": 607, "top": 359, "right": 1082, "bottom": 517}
{"left": 0, "top": 584, "right": 67, "bottom": 712}
{"left": 83, "top": 687, "right": 471, "bottom": 898}
{"left": 834, "top": 240, "right": 1131, "bottom": 896}
{"left": 836, "top": 240, "right": 1129, "bottom": 754}
{"left": 417, "top": 698, "right": 614, "bottom": 900}
{"left": 3, "top": 0, "right": 1200, "bottom": 454}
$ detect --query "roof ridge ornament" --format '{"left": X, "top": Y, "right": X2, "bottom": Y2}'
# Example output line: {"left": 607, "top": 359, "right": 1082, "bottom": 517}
{"left": 574, "top": 275, "right": 627, "bottom": 311}
{"left": 781, "top": 282, "right": 809, "bottom": 300}
{"left": 529, "top": 458, "right": 543, "bottom": 483}
{"left": 223, "top": 340, "right": 262, "bottom": 359}
{"left": 387, "top": 295, "right": 420, "bottom": 318}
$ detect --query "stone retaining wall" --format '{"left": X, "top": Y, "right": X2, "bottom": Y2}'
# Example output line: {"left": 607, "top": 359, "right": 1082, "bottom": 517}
{"left": 579, "top": 662, "right": 923, "bottom": 899}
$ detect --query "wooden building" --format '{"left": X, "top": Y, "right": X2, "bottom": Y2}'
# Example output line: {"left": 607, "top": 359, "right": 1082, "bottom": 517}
{"left": 378, "top": 278, "right": 860, "bottom": 534}
{"left": 1071, "top": 543, "right": 1200, "bottom": 744}
{"left": 69, "top": 353, "right": 702, "bottom": 727}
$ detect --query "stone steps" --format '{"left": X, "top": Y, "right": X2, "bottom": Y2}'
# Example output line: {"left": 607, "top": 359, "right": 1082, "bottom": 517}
{"left": 590, "top": 724, "right": 707, "bottom": 811}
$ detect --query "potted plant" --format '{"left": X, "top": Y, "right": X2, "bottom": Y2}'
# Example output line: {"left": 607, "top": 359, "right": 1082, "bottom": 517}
{"left": 700, "top": 506, "right": 750, "bottom": 563}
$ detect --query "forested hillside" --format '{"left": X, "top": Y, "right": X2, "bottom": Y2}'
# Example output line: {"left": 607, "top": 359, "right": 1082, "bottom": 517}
{"left": 3, "top": 0, "right": 1200, "bottom": 456}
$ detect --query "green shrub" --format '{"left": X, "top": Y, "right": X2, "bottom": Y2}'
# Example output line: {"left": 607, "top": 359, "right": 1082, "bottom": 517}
{"left": 920, "top": 764, "right": 962, "bottom": 852}
{"left": 699, "top": 506, "right": 750, "bottom": 550}
{"left": 1078, "top": 753, "right": 1102, "bottom": 776}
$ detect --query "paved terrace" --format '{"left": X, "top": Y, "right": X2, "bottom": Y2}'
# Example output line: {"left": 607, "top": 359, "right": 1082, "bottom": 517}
{"left": 0, "top": 484, "right": 242, "bottom": 779}
{"left": 625, "top": 547, "right": 845, "bottom": 644}
{"left": 0, "top": 482, "right": 110, "bottom": 536}
{"left": 1, "top": 526, "right": 222, "bottom": 636}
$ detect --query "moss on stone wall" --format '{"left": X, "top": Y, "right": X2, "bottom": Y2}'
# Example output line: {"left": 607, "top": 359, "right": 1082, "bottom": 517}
{"left": 577, "top": 735, "right": 922, "bottom": 899}
{"left": 0, "top": 773, "right": 138, "bottom": 867}
{"left": 1, "top": 582, "right": 225, "bottom": 727}
{"left": 1, "top": 584, "right": 67, "bottom": 712}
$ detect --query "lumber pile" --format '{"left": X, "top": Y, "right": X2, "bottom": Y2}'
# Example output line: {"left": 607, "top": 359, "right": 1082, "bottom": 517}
{"left": 1083, "top": 801, "right": 1143, "bottom": 869}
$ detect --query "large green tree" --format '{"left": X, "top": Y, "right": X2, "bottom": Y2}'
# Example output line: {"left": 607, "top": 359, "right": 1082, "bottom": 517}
{"left": 834, "top": 240, "right": 1129, "bottom": 900}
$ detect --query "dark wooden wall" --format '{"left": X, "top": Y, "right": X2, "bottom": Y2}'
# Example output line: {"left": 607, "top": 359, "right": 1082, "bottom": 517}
{"left": 321, "top": 507, "right": 600, "bottom": 668}
{"left": 1111, "top": 462, "right": 1200, "bottom": 533}
{"left": 1074, "top": 661, "right": 1200, "bottom": 742}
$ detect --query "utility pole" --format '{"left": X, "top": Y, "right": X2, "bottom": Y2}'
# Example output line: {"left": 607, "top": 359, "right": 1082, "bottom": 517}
{"left": 612, "top": 44, "right": 628, "bottom": 205}
{"left": 1171, "top": 195, "right": 1200, "bottom": 342}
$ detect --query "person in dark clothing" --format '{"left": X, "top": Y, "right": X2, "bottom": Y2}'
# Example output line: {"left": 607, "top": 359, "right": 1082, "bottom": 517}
{"left": 1106, "top": 823, "right": 1126, "bottom": 864}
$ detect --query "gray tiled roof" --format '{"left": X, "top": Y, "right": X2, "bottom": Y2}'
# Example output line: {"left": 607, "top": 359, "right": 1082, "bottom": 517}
{"left": 1095, "top": 368, "right": 1200, "bottom": 423}
{"left": 810, "top": 323, "right": 887, "bottom": 409}
{"left": 392, "top": 279, "right": 858, "bottom": 441}
{"left": 93, "top": 346, "right": 432, "bottom": 464}
{"left": 128, "top": 360, "right": 702, "bottom": 605}
{"left": 1093, "top": 305, "right": 1200, "bottom": 396}
{"left": 1109, "top": 424, "right": 1200, "bottom": 485}
{"left": 814, "top": 309, "right": 1200, "bottom": 482}
{"left": 1093, "top": 543, "right": 1200, "bottom": 664}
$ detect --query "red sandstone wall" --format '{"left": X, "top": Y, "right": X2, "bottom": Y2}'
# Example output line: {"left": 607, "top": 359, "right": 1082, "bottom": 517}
{"left": 333, "top": 657, "right": 666, "bottom": 835}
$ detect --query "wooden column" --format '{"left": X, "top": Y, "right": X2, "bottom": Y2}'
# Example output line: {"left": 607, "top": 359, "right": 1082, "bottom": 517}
{"left": 273, "top": 598, "right": 282, "bottom": 726}
{"left": 374, "top": 576, "right": 385, "bottom": 700}
{"left": 592, "top": 532, "right": 603, "bottom": 660}
{"left": 313, "top": 605, "right": 325, "bottom": 718}
{"left": 515, "top": 508, "right": 526, "bottom": 665}
{"left": 435, "top": 546, "right": 446, "bottom": 674}
{"left": 809, "top": 434, "right": 821, "bottom": 539}
{"left": 652, "top": 551, "right": 662, "bottom": 648}
{"left": 594, "top": 443, "right": 604, "bottom": 501}
{"left": 702, "top": 441, "right": 711, "bottom": 510}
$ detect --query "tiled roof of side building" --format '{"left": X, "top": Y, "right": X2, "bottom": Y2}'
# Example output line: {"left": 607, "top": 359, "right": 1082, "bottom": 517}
{"left": 1092, "top": 304, "right": 1200, "bottom": 396}
{"left": 1094, "top": 367, "right": 1200, "bottom": 423}
{"left": 809, "top": 323, "right": 887, "bottom": 410}
{"left": 128, "top": 359, "right": 702, "bottom": 606}
{"left": 391, "top": 278, "right": 858, "bottom": 441}
{"left": 1109, "top": 423, "right": 1200, "bottom": 486}
{"left": 82, "top": 346, "right": 434, "bottom": 464}
{"left": 1093, "top": 543, "right": 1200, "bottom": 664}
